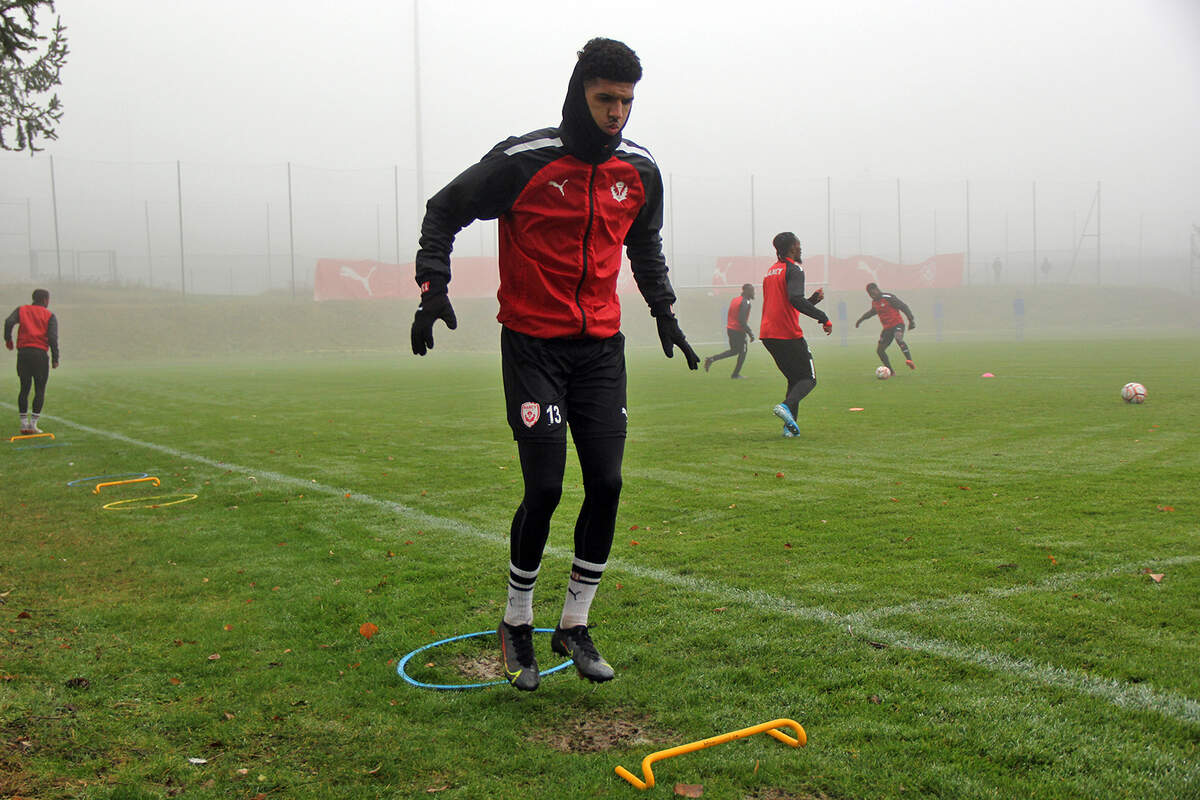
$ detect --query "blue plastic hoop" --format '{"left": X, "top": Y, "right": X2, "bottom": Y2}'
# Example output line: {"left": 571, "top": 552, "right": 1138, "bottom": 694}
{"left": 67, "top": 472, "right": 149, "bottom": 487}
{"left": 397, "top": 628, "right": 573, "bottom": 690}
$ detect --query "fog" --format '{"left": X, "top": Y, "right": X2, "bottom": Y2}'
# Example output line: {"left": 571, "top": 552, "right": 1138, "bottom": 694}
{"left": 1, "top": 0, "right": 1198, "bottom": 293}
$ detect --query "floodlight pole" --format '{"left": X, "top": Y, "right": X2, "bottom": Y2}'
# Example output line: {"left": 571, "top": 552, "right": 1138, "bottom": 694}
{"left": 287, "top": 161, "right": 296, "bottom": 300}
{"left": 176, "top": 160, "right": 186, "bottom": 297}
{"left": 49, "top": 155, "right": 62, "bottom": 280}
{"left": 964, "top": 179, "right": 971, "bottom": 287}
{"left": 413, "top": 0, "right": 426, "bottom": 222}
{"left": 144, "top": 200, "right": 153, "bottom": 288}
{"left": 749, "top": 174, "right": 756, "bottom": 257}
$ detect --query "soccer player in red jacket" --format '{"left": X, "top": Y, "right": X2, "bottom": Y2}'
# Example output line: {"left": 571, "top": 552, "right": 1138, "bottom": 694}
{"left": 4, "top": 288, "right": 60, "bottom": 435}
{"left": 760, "top": 233, "right": 830, "bottom": 437}
{"left": 855, "top": 282, "right": 916, "bottom": 372}
{"left": 703, "top": 283, "right": 755, "bottom": 378}
{"left": 410, "top": 38, "right": 699, "bottom": 691}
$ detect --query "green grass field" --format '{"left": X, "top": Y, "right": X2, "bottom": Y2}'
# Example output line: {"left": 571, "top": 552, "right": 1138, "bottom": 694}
{"left": 2, "top": 324, "right": 1199, "bottom": 799}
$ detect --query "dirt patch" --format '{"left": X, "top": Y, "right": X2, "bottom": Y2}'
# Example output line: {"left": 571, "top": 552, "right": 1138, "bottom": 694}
{"left": 746, "top": 789, "right": 844, "bottom": 800}
{"left": 527, "top": 710, "right": 666, "bottom": 754}
{"left": 450, "top": 652, "right": 498, "bottom": 682}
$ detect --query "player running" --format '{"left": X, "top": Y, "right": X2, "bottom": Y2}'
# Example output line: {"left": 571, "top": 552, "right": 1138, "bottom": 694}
{"left": 5, "top": 288, "right": 60, "bottom": 435}
{"left": 760, "top": 233, "right": 830, "bottom": 437}
{"left": 410, "top": 38, "right": 699, "bottom": 691}
{"left": 854, "top": 282, "right": 916, "bottom": 372}
{"left": 703, "top": 283, "right": 755, "bottom": 378}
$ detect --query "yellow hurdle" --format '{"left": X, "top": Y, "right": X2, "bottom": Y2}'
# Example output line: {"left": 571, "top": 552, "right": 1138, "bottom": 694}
{"left": 9, "top": 432, "right": 55, "bottom": 442}
{"left": 614, "top": 718, "right": 806, "bottom": 790}
{"left": 93, "top": 476, "right": 161, "bottom": 494}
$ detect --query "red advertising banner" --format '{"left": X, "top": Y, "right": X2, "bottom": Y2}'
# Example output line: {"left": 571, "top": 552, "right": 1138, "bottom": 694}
{"left": 313, "top": 257, "right": 502, "bottom": 301}
{"left": 314, "top": 255, "right": 639, "bottom": 301}
{"left": 711, "top": 253, "right": 964, "bottom": 292}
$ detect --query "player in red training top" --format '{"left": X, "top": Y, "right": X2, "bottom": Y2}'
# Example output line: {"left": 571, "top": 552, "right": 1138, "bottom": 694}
{"left": 854, "top": 282, "right": 916, "bottom": 372}
{"left": 703, "top": 283, "right": 755, "bottom": 378}
{"left": 4, "top": 288, "right": 60, "bottom": 434}
{"left": 760, "top": 233, "right": 830, "bottom": 437}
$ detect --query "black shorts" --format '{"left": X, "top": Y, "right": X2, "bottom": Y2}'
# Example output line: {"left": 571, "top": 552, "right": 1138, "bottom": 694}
{"left": 500, "top": 327, "right": 627, "bottom": 442}
{"left": 879, "top": 324, "right": 905, "bottom": 347}
{"left": 16, "top": 347, "right": 50, "bottom": 383}
{"left": 762, "top": 337, "right": 814, "bottom": 382}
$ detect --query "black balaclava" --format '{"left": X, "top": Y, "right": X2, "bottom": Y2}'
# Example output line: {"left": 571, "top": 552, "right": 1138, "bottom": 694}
{"left": 559, "top": 59, "right": 623, "bottom": 165}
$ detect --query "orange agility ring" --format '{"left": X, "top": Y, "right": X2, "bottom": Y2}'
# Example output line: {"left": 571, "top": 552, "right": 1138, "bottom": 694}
{"left": 101, "top": 494, "right": 198, "bottom": 510}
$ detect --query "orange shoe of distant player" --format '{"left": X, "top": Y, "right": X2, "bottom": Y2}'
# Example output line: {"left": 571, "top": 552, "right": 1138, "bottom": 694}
{"left": 906, "top": 360, "right": 915, "bottom": 370}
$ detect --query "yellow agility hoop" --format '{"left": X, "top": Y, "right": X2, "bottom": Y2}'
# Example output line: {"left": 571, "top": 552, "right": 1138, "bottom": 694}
{"left": 102, "top": 493, "right": 199, "bottom": 510}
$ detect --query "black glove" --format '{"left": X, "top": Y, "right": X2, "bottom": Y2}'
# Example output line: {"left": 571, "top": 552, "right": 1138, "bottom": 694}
{"left": 822, "top": 320, "right": 833, "bottom": 336}
{"left": 907, "top": 320, "right": 916, "bottom": 331}
{"left": 808, "top": 288, "right": 824, "bottom": 304}
{"left": 411, "top": 292, "right": 457, "bottom": 355}
{"left": 855, "top": 319, "right": 862, "bottom": 329}
{"left": 655, "top": 315, "right": 700, "bottom": 370}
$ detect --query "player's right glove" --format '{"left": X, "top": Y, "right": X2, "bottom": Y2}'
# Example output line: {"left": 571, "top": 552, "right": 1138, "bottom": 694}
{"left": 907, "top": 320, "right": 916, "bottom": 331}
{"left": 808, "top": 288, "right": 824, "bottom": 304}
{"left": 411, "top": 283, "right": 458, "bottom": 356}
{"left": 4, "top": 340, "right": 11, "bottom": 350}
{"left": 822, "top": 320, "right": 833, "bottom": 336}
{"left": 854, "top": 319, "right": 862, "bottom": 329}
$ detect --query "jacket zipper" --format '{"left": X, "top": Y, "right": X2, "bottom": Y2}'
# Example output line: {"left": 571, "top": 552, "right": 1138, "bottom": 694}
{"left": 575, "top": 164, "right": 598, "bottom": 336}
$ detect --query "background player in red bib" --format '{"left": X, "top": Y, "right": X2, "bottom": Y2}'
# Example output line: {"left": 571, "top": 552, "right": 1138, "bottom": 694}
{"left": 703, "top": 283, "right": 755, "bottom": 378}
{"left": 410, "top": 38, "right": 699, "bottom": 691}
{"left": 5, "top": 288, "right": 60, "bottom": 435}
{"left": 855, "top": 282, "right": 916, "bottom": 373}
{"left": 759, "top": 233, "right": 830, "bottom": 437}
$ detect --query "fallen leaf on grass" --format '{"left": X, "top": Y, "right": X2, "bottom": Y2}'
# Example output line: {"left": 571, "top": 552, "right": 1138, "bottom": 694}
{"left": 426, "top": 785, "right": 449, "bottom": 793}
{"left": 366, "top": 763, "right": 382, "bottom": 774}
{"left": 359, "top": 622, "right": 379, "bottom": 640}
{"left": 1156, "top": 505, "right": 1175, "bottom": 512}
{"left": 188, "top": 757, "right": 208, "bottom": 765}
{"left": 65, "top": 677, "right": 90, "bottom": 689}
{"left": 775, "top": 472, "right": 784, "bottom": 478}
{"left": 869, "top": 695, "right": 881, "bottom": 704}
{"left": 1047, "top": 554, "right": 1057, "bottom": 565}
{"left": 867, "top": 641, "right": 888, "bottom": 649}
{"left": 207, "top": 653, "right": 221, "bottom": 661}
{"left": 674, "top": 783, "right": 704, "bottom": 797}
{"left": 1147, "top": 573, "right": 1164, "bottom": 583}
{"left": 16, "top": 610, "right": 30, "bottom": 619}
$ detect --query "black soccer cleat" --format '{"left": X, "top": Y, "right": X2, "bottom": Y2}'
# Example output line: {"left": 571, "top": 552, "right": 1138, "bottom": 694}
{"left": 551, "top": 625, "right": 615, "bottom": 683}
{"left": 497, "top": 621, "right": 539, "bottom": 691}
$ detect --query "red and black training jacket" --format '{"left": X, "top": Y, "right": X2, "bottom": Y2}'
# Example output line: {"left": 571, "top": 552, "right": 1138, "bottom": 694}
{"left": 414, "top": 129, "right": 676, "bottom": 339}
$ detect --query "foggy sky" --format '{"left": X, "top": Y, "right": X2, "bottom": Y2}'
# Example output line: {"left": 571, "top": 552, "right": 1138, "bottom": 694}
{"left": 41, "top": 0, "right": 1200, "bottom": 189}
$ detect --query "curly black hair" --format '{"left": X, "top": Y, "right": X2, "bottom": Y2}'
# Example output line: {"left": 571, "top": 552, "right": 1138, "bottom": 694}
{"left": 577, "top": 37, "right": 642, "bottom": 84}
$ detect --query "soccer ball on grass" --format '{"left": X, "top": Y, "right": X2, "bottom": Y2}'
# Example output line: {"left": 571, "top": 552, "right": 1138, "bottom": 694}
{"left": 1120, "top": 382, "right": 1146, "bottom": 404}
{"left": 875, "top": 365, "right": 892, "bottom": 380}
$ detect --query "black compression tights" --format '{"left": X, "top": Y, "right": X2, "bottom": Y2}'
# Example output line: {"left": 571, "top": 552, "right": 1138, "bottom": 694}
{"left": 509, "top": 437, "right": 625, "bottom": 573}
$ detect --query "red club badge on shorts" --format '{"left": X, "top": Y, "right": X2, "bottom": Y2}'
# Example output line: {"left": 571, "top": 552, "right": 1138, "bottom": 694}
{"left": 520, "top": 402, "right": 540, "bottom": 428}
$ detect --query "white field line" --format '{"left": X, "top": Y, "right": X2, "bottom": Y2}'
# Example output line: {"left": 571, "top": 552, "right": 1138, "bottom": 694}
{"left": 22, "top": 410, "right": 1200, "bottom": 727}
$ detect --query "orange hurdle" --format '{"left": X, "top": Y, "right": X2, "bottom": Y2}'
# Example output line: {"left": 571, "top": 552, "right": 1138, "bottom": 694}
{"left": 9, "top": 432, "right": 55, "bottom": 442}
{"left": 93, "top": 476, "right": 160, "bottom": 494}
{"left": 614, "top": 718, "right": 806, "bottom": 790}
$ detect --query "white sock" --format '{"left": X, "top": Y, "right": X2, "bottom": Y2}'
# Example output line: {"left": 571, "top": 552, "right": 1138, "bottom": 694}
{"left": 19, "top": 413, "right": 28, "bottom": 429}
{"left": 559, "top": 557, "right": 605, "bottom": 629}
{"left": 503, "top": 562, "right": 538, "bottom": 627}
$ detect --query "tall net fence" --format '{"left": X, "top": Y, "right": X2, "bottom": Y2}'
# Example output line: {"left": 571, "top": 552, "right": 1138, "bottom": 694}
{"left": 0, "top": 154, "right": 1194, "bottom": 294}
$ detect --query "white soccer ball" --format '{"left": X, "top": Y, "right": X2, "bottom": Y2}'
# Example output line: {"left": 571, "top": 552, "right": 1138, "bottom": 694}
{"left": 1121, "top": 382, "right": 1146, "bottom": 404}
{"left": 875, "top": 365, "right": 892, "bottom": 380}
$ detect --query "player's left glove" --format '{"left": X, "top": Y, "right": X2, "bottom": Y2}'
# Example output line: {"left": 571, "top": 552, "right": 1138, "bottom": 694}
{"left": 411, "top": 285, "right": 458, "bottom": 356}
{"left": 4, "top": 340, "right": 11, "bottom": 350}
{"left": 907, "top": 320, "right": 916, "bottom": 331}
{"left": 808, "top": 288, "right": 824, "bottom": 304}
{"left": 655, "top": 314, "right": 701, "bottom": 370}
{"left": 822, "top": 320, "right": 833, "bottom": 336}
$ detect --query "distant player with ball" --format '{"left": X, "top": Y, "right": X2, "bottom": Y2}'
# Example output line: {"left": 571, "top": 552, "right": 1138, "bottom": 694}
{"left": 855, "top": 282, "right": 916, "bottom": 374}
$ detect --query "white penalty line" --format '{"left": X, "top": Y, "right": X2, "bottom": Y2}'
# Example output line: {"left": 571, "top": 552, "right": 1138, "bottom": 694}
{"left": 30, "top": 410, "right": 1200, "bottom": 727}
